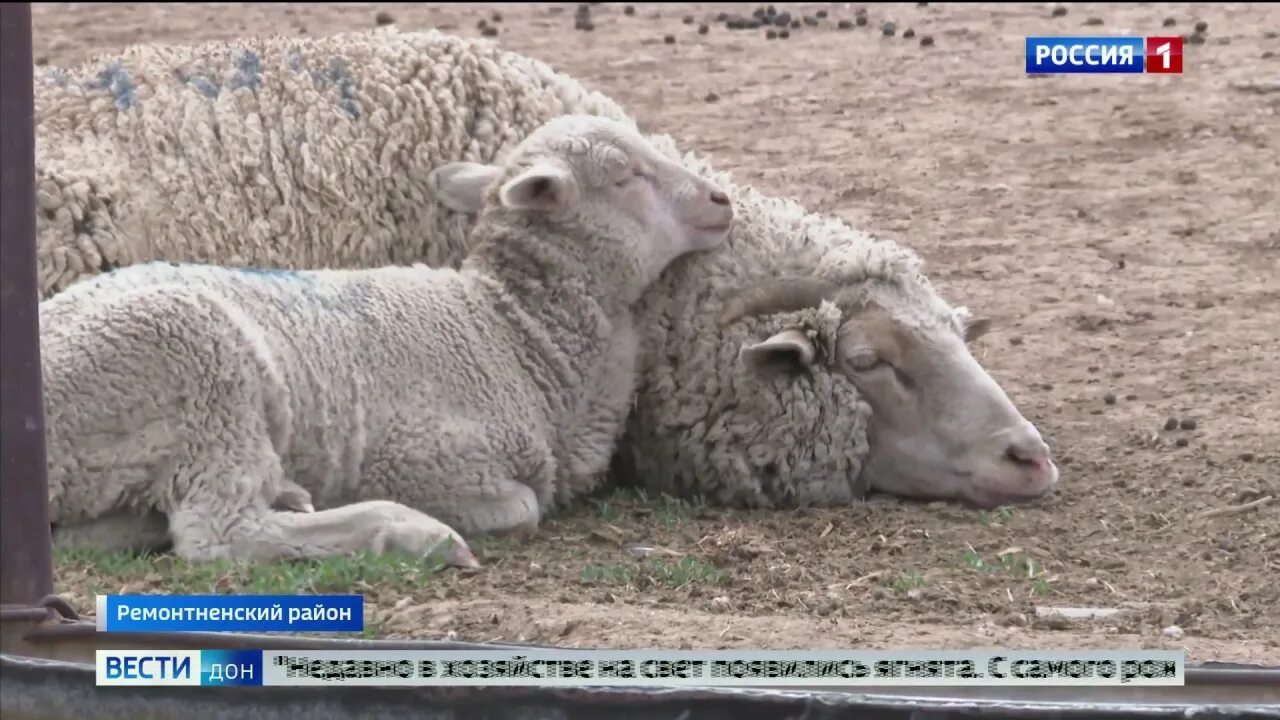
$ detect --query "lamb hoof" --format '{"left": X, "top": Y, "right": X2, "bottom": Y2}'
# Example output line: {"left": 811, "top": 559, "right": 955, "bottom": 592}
{"left": 445, "top": 542, "right": 483, "bottom": 569}
{"left": 275, "top": 483, "right": 316, "bottom": 513}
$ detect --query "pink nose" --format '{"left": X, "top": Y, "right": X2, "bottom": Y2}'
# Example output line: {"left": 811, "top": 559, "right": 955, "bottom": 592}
{"left": 1004, "top": 436, "right": 1051, "bottom": 471}
{"left": 709, "top": 190, "right": 730, "bottom": 206}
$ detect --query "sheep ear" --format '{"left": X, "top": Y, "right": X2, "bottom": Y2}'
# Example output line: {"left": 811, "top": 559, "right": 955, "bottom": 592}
{"left": 954, "top": 306, "right": 993, "bottom": 343}
{"left": 429, "top": 162, "right": 503, "bottom": 214}
{"left": 739, "top": 328, "right": 817, "bottom": 376}
{"left": 499, "top": 161, "right": 578, "bottom": 213}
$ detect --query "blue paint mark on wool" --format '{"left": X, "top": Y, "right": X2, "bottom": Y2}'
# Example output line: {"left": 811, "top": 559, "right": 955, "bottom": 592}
{"left": 287, "top": 50, "right": 305, "bottom": 74}
{"left": 228, "top": 50, "right": 262, "bottom": 91}
{"left": 87, "top": 61, "right": 135, "bottom": 111}
{"left": 323, "top": 58, "right": 362, "bottom": 120}
{"left": 236, "top": 266, "right": 310, "bottom": 282}
{"left": 43, "top": 68, "right": 70, "bottom": 87}
{"left": 188, "top": 75, "right": 221, "bottom": 98}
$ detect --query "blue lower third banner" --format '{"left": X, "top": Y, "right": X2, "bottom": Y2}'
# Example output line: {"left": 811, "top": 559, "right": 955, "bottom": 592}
{"left": 96, "top": 594, "right": 364, "bottom": 633}
{"left": 1026, "top": 36, "right": 1145, "bottom": 74}
{"left": 96, "top": 650, "right": 264, "bottom": 686}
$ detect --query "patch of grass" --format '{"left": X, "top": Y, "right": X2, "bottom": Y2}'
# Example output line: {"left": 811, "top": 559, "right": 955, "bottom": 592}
{"left": 590, "top": 487, "right": 708, "bottom": 529}
{"left": 580, "top": 556, "right": 727, "bottom": 589}
{"left": 580, "top": 563, "right": 639, "bottom": 585}
{"left": 960, "top": 546, "right": 1054, "bottom": 595}
{"left": 54, "top": 545, "right": 450, "bottom": 597}
{"left": 976, "top": 506, "right": 1016, "bottom": 526}
{"left": 891, "top": 570, "right": 927, "bottom": 593}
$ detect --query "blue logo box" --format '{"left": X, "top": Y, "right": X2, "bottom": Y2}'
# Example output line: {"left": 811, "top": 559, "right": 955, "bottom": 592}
{"left": 1026, "top": 36, "right": 1145, "bottom": 74}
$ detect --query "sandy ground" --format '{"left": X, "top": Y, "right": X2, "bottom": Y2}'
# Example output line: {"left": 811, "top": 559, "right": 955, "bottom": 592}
{"left": 31, "top": 3, "right": 1280, "bottom": 664}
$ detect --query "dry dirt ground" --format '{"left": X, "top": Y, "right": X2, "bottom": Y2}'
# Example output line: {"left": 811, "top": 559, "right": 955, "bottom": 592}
{"left": 32, "top": 3, "right": 1279, "bottom": 664}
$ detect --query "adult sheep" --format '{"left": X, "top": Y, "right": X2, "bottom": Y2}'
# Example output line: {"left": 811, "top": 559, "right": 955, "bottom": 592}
{"left": 46, "top": 113, "right": 734, "bottom": 562}
{"left": 36, "top": 28, "right": 1060, "bottom": 517}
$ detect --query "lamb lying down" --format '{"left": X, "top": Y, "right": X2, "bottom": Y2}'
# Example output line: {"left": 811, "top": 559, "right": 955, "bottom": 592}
{"left": 43, "top": 113, "right": 734, "bottom": 566}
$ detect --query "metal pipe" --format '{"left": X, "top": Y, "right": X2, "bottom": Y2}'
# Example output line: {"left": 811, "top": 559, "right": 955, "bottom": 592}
{"left": 0, "top": 2, "right": 54, "bottom": 606}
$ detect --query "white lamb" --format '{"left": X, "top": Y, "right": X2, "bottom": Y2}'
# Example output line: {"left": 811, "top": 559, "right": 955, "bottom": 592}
{"left": 37, "top": 29, "right": 1060, "bottom": 521}
{"left": 43, "top": 113, "right": 733, "bottom": 562}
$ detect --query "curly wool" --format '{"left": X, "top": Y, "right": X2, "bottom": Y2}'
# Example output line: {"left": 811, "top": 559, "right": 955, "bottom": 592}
{"left": 36, "top": 29, "right": 960, "bottom": 511}
{"left": 34, "top": 27, "right": 634, "bottom": 297}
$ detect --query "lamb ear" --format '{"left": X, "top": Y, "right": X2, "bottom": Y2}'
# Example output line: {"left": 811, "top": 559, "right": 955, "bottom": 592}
{"left": 429, "top": 161, "right": 504, "bottom": 214}
{"left": 499, "top": 161, "right": 579, "bottom": 213}
{"left": 739, "top": 328, "right": 817, "bottom": 375}
{"left": 954, "top": 306, "right": 993, "bottom": 343}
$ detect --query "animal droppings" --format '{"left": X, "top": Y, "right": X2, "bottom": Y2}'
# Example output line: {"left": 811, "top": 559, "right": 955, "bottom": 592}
{"left": 716, "top": 11, "right": 728, "bottom": 21}
{"left": 920, "top": 34, "right": 935, "bottom": 46}
{"left": 790, "top": 19, "right": 801, "bottom": 28}
{"left": 481, "top": 26, "right": 499, "bottom": 37}
{"left": 804, "top": 15, "right": 819, "bottom": 26}
{"left": 1188, "top": 32, "right": 1205, "bottom": 44}
{"left": 1194, "top": 20, "right": 1208, "bottom": 32}
{"left": 774, "top": 12, "right": 792, "bottom": 27}
{"left": 816, "top": 10, "right": 828, "bottom": 19}
{"left": 1052, "top": 6, "right": 1068, "bottom": 18}
{"left": 882, "top": 21, "right": 897, "bottom": 36}
{"left": 903, "top": 28, "right": 916, "bottom": 39}
{"left": 683, "top": 15, "right": 694, "bottom": 25}
{"left": 856, "top": 14, "right": 869, "bottom": 27}
{"left": 767, "top": 29, "right": 777, "bottom": 39}
{"left": 624, "top": 5, "right": 635, "bottom": 16}
{"left": 491, "top": 12, "right": 502, "bottom": 23}
{"left": 698, "top": 23, "right": 709, "bottom": 35}
{"left": 779, "top": 29, "right": 790, "bottom": 39}
{"left": 575, "top": 19, "right": 594, "bottom": 31}
{"left": 1084, "top": 17, "right": 1104, "bottom": 26}
{"left": 704, "top": 92, "right": 720, "bottom": 103}
{"left": 663, "top": 34, "right": 676, "bottom": 44}
{"left": 1180, "top": 418, "right": 1197, "bottom": 431}
{"left": 1163, "top": 17, "right": 1176, "bottom": 27}
{"left": 1103, "top": 392, "right": 1117, "bottom": 405}
{"left": 1125, "top": 394, "right": 1138, "bottom": 401}
{"left": 1265, "top": 51, "right": 1276, "bottom": 59}
{"left": 1240, "top": 452, "right": 1255, "bottom": 462}
{"left": 838, "top": 19, "right": 854, "bottom": 30}
{"left": 1175, "top": 437, "right": 1189, "bottom": 448}
{"left": 374, "top": 11, "right": 395, "bottom": 26}
{"left": 1164, "top": 418, "right": 1179, "bottom": 431}
{"left": 745, "top": 19, "right": 762, "bottom": 29}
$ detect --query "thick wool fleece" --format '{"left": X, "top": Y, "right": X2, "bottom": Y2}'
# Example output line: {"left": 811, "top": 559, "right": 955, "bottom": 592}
{"left": 37, "top": 29, "right": 962, "bottom": 512}
{"left": 34, "top": 28, "right": 634, "bottom": 298}
{"left": 42, "top": 213, "right": 643, "bottom": 558}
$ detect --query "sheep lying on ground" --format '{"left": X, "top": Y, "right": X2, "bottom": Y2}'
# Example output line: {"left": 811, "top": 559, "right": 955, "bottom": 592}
{"left": 45, "top": 113, "right": 733, "bottom": 561}
{"left": 38, "top": 28, "right": 1059, "bottom": 519}
{"left": 35, "top": 28, "right": 632, "bottom": 298}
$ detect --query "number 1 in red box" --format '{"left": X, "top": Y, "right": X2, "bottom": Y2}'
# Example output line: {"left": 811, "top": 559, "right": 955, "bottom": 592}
{"left": 1145, "top": 36, "right": 1183, "bottom": 74}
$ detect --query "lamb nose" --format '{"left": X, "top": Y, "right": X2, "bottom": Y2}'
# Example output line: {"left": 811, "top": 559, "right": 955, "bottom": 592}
{"left": 1004, "top": 437, "right": 1050, "bottom": 469}
{"left": 709, "top": 190, "right": 730, "bottom": 206}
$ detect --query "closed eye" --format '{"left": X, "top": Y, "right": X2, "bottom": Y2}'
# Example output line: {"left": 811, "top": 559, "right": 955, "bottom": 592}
{"left": 856, "top": 357, "right": 915, "bottom": 389}
{"left": 615, "top": 168, "right": 648, "bottom": 187}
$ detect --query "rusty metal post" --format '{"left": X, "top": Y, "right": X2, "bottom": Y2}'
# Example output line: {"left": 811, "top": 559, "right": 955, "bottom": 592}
{"left": 0, "top": 1, "right": 54, "bottom": 606}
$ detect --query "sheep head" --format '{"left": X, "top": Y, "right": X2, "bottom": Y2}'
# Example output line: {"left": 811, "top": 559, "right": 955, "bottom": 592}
{"left": 720, "top": 275, "right": 1059, "bottom": 510}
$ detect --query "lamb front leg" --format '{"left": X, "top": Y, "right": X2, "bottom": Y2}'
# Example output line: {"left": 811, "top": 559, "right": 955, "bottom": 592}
{"left": 168, "top": 498, "right": 480, "bottom": 567}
